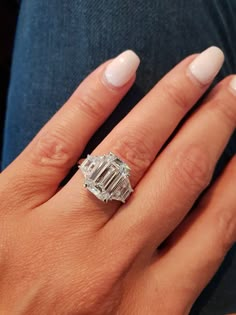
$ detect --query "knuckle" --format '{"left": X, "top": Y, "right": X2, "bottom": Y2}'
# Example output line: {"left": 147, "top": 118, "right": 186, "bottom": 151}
{"left": 213, "top": 96, "right": 236, "bottom": 126}
{"left": 77, "top": 90, "right": 105, "bottom": 121}
{"left": 162, "top": 80, "right": 190, "bottom": 111}
{"left": 112, "top": 131, "right": 153, "bottom": 181}
{"left": 213, "top": 207, "right": 236, "bottom": 253}
{"left": 173, "top": 145, "right": 212, "bottom": 191}
{"left": 30, "top": 131, "right": 74, "bottom": 168}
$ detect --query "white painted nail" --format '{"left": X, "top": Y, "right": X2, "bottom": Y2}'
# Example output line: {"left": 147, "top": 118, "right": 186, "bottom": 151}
{"left": 104, "top": 50, "right": 140, "bottom": 87}
{"left": 189, "top": 46, "right": 224, "bottom": 85}
{"left": 229, "top": 76, "right": 236, "bottom": 95}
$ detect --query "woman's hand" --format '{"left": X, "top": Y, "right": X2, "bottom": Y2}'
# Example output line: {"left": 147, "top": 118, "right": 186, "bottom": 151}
{"left": 0, "top": 47, "right": 235, "bottom": 315}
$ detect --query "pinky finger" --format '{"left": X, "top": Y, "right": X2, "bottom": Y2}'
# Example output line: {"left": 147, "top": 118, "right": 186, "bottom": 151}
{"left": 150, "top": 155, "right": 236, "bottom": 311}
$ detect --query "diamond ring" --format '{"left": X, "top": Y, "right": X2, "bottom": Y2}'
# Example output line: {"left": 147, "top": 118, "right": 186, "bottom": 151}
{"left": 79, "top": 152, "right": 133, "bottom": 203}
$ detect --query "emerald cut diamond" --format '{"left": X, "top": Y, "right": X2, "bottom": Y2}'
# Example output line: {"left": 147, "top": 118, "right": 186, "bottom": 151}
{"left": 79, "top": 152, "right": 133, "bottom": 203}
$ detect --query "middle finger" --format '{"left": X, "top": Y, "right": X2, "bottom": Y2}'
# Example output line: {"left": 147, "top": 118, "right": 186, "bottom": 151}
{"left": 112, "top": 74, "right": 236, "bottom": 256}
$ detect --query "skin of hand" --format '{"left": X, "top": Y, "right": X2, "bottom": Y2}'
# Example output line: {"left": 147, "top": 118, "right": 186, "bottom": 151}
{"left": 0, "top": 47, "right": 236, "bottom": 315}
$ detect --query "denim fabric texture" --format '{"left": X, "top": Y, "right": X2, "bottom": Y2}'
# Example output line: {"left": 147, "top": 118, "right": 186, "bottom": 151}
{"left": 2, "top": 1, "right": 236, "bottom": 314}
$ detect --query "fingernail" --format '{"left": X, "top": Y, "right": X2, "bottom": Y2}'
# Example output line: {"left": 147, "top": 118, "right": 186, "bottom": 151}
{"left": 229, "top": 76, "right": 236, "bottom": 95}
{"left": 188, "top": 46, "right": 224, "bottom": 85}
{"left": 104, "top": 50, "right": 140, "bottom": 87}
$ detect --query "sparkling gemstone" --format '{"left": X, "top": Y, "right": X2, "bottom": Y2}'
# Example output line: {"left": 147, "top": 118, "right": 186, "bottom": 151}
{"left": 79, "top": 152, "right": 132, "bottom": 202}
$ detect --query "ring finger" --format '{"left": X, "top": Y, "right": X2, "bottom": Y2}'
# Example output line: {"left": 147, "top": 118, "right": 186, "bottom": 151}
{"left": 54, "top": 46, "right": 224, "bottom": 225}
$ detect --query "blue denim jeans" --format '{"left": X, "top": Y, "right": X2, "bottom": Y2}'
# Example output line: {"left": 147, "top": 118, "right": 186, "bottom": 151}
{"left": 2, "top": 1, "right": 236, "bottom": 314}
